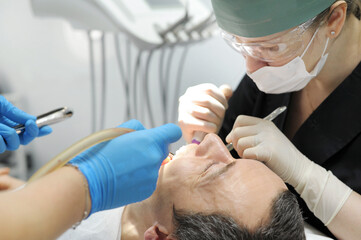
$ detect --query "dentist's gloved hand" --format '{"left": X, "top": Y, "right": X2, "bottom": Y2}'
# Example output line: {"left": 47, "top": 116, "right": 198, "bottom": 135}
{"left": 0, "top": 95, "right": 52, "bottom": 153}
{"left": 69, "top": 120, "right": 182, "bottom": 215}
{"left": 226, "top": 115, "right": 352, "bottom": 225}
{"left": 178, "top": 84, "right": 232, "bottom": 143}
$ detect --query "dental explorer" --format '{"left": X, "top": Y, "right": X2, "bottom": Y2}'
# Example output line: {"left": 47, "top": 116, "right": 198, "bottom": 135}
{"left": 226, "top": 106, "right": 287, "bottom": 151}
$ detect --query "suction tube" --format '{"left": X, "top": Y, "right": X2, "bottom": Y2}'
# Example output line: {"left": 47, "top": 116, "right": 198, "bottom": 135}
{"left": 28, "top": 127, "right": 134, "bottom": 184}
{"left": 28, "top": 127, "right": 174, "bottom": 184}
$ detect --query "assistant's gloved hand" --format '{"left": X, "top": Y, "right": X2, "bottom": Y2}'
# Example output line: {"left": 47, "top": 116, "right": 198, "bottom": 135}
{"left": 226, "top": 115, "right": 352, "bottom": 225}
{"left": 178, "top": 84, "right": 232, "bottom": 143}
{"left": 69, "top": 119, "right": 182, "bottom": 215}
{"left": 0, "top": 95, "right": 52, "bottom": 153}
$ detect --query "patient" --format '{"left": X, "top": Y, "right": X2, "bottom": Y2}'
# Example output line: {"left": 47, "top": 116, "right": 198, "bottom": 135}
{"left": 59, "top": 133, "right": 305, "bottom": 240}
{"left": 0, "top": 134, "right": 306, "bottom": 239}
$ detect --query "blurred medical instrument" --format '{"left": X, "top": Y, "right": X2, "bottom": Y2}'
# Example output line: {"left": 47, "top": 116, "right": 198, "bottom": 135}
{"left": 31, "top": 0, "right": 218, "bottom": 130}
{"left": 226, "top": 106, "right": 287, "bottom": 151}
{"left": 14, "top": 107, "right": 73, "bottom": 134}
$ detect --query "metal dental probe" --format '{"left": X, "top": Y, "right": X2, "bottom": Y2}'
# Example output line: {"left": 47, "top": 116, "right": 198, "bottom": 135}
{"left": 226, "top": 106, "right": 287, "bottom": 152}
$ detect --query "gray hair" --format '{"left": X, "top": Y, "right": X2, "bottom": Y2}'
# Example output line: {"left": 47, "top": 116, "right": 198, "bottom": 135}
{"left": 171, "top": 190, "right": 306, "bottom": 240}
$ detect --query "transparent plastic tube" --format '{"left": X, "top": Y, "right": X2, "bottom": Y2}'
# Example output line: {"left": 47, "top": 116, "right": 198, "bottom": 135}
{"left": 27, "top": 127, "right": 174, "bottom": 184}
{"left": 28, "top": 127, "right": 134, "bottom": 184}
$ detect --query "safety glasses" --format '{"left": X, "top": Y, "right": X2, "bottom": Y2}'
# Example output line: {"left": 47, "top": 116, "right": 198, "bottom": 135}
{"left": 221, "top": 18, "right": 315, "bottom": 63}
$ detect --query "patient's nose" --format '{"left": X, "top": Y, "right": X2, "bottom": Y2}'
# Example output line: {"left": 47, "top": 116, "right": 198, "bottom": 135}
{"left": 195, "top": 133, "right": 234, "bottom": 164}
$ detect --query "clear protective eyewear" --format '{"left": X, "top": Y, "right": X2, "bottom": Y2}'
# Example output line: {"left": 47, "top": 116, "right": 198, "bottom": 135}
{"left": 221, "top": 18, "right": 315, "bottom": 63}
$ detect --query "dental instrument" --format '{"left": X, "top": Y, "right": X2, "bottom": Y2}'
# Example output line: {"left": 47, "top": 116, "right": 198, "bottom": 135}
{"left": 14, "top": 107, "right": 73, "bottom": 134}
{"left": 226, "top": 106, "right": 287, "bottom": 151}
{"left": 192, "top": 106, "right": 287, "bottom": 147}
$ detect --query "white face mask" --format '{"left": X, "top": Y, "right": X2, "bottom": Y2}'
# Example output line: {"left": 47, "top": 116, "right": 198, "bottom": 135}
{"left": 248, "top": 28, "right": 330, "bottom": 94}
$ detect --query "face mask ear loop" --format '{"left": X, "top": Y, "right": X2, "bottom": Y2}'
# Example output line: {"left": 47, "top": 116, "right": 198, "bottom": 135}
{"left": 321, "top": 37, "right": 330, "bottom": 56}
{"left": 301, "top": 27, "right": 320, "bottom": 59}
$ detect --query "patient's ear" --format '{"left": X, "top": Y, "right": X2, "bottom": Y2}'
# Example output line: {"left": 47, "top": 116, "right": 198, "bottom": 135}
{"left": 144, "top": 223, "right": 176, "bottom": 240}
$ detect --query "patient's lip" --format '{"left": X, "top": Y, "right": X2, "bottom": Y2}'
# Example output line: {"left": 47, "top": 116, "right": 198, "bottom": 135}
{"left": 161, "top": 153, "right": 174, "bottom": 166}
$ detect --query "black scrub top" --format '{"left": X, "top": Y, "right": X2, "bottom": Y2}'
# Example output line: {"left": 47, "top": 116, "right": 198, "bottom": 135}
{"left": 218, "top": 62, "right": 361, "bottom": 238}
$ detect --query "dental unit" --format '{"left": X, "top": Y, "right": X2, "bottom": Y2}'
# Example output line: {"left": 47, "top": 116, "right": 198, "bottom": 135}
{"left": 30, "top": 0, "right": 218, "bottom": 130}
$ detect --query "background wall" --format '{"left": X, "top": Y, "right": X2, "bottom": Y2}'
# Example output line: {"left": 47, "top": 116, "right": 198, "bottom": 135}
{"left": 0, "top": 0, "right": 245, "bottom": 177}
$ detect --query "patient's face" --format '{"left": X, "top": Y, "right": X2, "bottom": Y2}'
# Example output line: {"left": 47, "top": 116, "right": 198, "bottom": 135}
{"left": 152, "top": 133, "right": 287, "bottom": 231}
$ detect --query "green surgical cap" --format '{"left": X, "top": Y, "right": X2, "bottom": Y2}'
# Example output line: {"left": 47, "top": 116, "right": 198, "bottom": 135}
{"left": 211, "top": 0, "right": 335, "bottom": 37}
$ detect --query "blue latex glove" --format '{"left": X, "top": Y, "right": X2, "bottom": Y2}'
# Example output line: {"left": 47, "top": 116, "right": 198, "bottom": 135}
{"left": 0, "top": 95, "right": 52, "bottom": 152}
{"left": 70, "top": 119, "right": 182, "bottom": 215}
